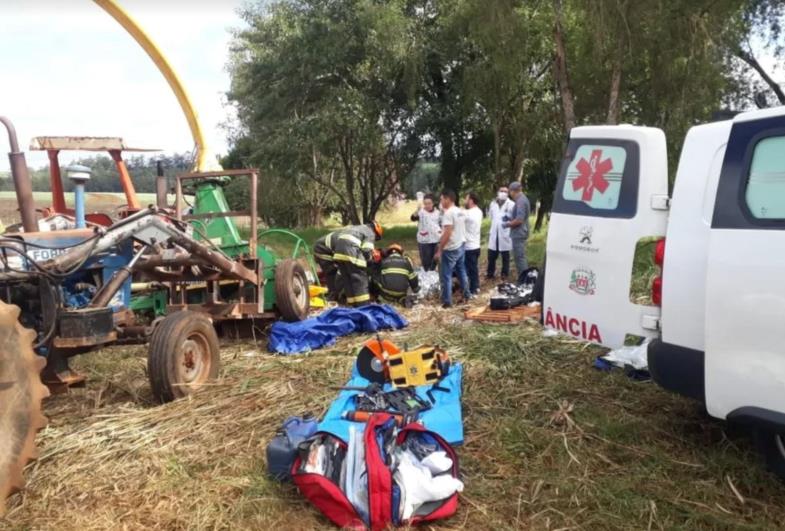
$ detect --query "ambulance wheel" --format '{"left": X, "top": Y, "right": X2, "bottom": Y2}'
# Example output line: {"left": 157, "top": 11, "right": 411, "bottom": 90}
{"left": 147, "top": 311, "right": 220, "bottom": 403}
{"left": 275, "top": 259, "right": 310, "bottom": 322}
{"left": 756, "top": 428, "right": 785, "bottom": 481}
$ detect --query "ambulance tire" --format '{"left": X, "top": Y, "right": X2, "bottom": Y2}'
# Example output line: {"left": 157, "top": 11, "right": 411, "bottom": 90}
{"left": 755, "top": 428, "right": 785, "bottom": 481}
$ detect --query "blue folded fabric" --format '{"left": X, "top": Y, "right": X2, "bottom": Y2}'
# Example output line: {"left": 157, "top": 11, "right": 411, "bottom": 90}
{"left": 318, "top": 363, "right": 464, "bottom": 445}
{"left": 268, "top": 303, "right": 408, "bottom": 354}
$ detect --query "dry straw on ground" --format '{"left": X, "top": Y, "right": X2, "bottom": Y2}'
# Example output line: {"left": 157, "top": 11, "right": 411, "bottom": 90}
{"left": 3, "top": 304, "right": 785, "bottom": 530}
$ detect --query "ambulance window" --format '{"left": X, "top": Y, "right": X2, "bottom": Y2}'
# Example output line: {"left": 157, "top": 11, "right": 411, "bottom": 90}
{"left": 553, "top": 139, "right": 639, "bottom": 219}
{"left": 745, "top": 135, "right": 785, "bottom": 219}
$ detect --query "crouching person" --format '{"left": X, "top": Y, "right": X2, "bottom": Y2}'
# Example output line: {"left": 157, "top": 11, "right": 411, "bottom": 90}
{"left": 370, "top": 244, "right": 420, "bottom": 306}
{"left": 313, "top": 221, "right": 384, "bottom": 306}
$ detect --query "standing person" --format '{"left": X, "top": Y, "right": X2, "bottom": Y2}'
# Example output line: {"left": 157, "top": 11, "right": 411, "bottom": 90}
{"left": 434, "top": 189, "right": 470, "bottom": 308}
{"left": 410, "top": 193, "right": 441, "bottom": 271}
{"left": 463, "top": 192, "right": 483, "bottom": 295}
{"left": 487, "top": 186, "right": 515, "bottom": 280}
{"left": 313, "top": 221, "right": 384, "bottom": 306}
{"left": 503, "top": 181, "right": 531, "bottom": 283}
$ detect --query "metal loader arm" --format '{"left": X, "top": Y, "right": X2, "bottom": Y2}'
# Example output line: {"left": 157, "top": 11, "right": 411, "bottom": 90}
{"left": 0, "top": 208, "right": 259, "bottom": 285}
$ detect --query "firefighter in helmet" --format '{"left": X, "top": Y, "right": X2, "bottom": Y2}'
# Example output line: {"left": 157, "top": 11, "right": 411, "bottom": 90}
{"left": 370, "top": 243, "right": 420, "bottom": 305}
{"left": 313, "top": 221, "right": 383, "bottom": 306}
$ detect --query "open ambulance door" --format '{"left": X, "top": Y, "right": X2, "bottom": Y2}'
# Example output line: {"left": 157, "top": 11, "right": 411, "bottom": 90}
{"left": 543, "top": 126, "right": 669, "bottom": 348}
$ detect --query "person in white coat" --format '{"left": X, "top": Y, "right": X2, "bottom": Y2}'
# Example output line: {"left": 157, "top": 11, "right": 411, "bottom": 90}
{"left": 410, "top": 192, "right": 441, "bottom": 271}
{"left": 486, "top": 185, "right": 515, "bottom": 280}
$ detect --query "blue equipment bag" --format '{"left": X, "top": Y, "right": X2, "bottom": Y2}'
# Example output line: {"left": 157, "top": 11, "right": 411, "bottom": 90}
{"left": 266, "top": 416, "right": 319, "bottom": 481}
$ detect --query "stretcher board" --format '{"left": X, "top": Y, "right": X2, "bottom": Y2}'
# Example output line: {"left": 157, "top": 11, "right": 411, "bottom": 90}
{"left": 464, "top": 303, "right": 541, "bottom": 324}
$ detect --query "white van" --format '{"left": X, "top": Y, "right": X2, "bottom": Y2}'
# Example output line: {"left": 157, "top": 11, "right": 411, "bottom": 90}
{"left": 543, "top": 107, "right": 785, "bottom": 479}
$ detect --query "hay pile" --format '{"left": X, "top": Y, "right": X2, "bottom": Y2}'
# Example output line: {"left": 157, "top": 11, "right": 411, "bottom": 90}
{"left": 4, "top": 343, "right": 358, "bottom": 530}
{"left": 4, "top": 308, "right": 785, "bottom": 530}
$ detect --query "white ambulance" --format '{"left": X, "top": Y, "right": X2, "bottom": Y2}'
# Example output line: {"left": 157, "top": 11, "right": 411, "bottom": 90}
{"left": 544, "top": 107, "right": 785, "bottom": 479}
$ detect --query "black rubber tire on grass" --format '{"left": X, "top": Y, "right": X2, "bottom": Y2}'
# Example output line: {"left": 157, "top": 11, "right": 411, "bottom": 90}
{"left": 147, "top": 311, "right": 220, "bottom": 403}
{"left": 756, "top": 428, "right": 785, "bottom": 481}
{"left": 275, "top": 259, "right": 310, "bottom": 322}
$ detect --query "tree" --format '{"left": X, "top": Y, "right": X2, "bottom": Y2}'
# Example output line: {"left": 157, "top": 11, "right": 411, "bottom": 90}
{"left": 228, "top": 0, "right": 424, "bottom": 225}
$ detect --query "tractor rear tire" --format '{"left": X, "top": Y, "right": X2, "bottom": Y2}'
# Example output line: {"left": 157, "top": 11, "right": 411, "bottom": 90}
{"left": 275, "top": 259, "right": 310, "bottom": 322}
{"left": 147, "top": 311, "right": 220, "bottom": 403}
{"left": 0, "top": 301, "right": 48, "bottom": 516}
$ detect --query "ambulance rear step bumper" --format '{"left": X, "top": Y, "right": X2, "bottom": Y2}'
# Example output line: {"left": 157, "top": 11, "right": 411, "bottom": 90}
{"left": 647, "top": 338, "right": 705, "bottom": 403}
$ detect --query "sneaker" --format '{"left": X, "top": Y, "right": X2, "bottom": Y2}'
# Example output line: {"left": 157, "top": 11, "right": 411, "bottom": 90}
{"left": 441, "top": 303, "right": 452, "bottom": 309}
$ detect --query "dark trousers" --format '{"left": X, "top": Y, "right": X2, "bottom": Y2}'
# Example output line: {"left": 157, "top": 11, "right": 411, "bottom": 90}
{"left": 418, "top": 242, "right": 438, "bottom": 271}
{"left": 486, "top": 248, "right": 510, "bottom": 279}
{"left": 465, "top": 248, "right": 480, "bottom": 293}
{"left": 337, "top": 261, "right": 369, "bottom": 306}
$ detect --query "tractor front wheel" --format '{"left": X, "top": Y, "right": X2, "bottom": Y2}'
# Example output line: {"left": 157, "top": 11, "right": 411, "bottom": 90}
{"left": 147, "top": 311, "right": 220, "bottom": 403}
{"left": 275, "top": 259, "right": 310, "bottom": 322}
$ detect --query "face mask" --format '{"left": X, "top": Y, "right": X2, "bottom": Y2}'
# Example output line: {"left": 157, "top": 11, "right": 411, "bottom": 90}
{"left": 498, "top": 192, "right": 508, "bottom": 201}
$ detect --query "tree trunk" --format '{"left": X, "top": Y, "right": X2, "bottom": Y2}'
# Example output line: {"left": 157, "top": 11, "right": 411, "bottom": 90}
{"left": 737, "top": 49, "right": 785, "bottom": 105}
{"left": 439, "top": 131, "right": 462, "bottom": 193}
{"left": 534, "top": 204, "right": 547, "bottom": 232}
{"left": 606, "top": 54, "right": 622, "bottom": 124}
{"left": 512, "top": 135, "right": 527, "bottom": 185}
{"left": 493, "top": 119, "right": 502, "bottom": 187}
{"left": 553, "top": 0, "right": 576, "bottom": 133}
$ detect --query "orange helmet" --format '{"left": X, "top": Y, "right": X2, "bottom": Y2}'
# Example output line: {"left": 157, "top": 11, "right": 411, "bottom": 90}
{"left": 368, "top": 220, "right": 383, "bottom": 240}
{"left": 386, "top": 243, "right": 403, "bottom": 257}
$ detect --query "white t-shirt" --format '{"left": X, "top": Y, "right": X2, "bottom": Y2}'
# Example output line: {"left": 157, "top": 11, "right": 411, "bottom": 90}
{"left": 441, "top": 205, "right": 466, "bottom": 251}
{"left": 415, "top": 208, "right": 442, "bottom": 244}
{"left": 463, "top": 206, "right": 483, "bottom": 251}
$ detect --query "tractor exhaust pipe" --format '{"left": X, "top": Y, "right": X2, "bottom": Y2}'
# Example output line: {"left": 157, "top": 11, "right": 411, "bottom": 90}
{"left": 0, "top": 116, "right": 37, "bottom": 233}
{"left": 156, "top": 160, "right": 167, "bottom": 209}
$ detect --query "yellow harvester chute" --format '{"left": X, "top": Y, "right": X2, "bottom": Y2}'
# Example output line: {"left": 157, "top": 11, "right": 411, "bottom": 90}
{"left": 93, "top": 0, "right": 221, "bottom": 172}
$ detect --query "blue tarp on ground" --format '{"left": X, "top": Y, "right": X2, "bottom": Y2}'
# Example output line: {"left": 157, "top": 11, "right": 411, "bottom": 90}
{"left": 318, "top": 362, "right": 464, "bottom": 445}
{"left": 268, "top": 304, "right": 408, "bottom": 354}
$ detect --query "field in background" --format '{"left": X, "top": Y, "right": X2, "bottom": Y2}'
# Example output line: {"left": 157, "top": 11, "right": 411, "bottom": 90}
{"left": 0, "top": 192, "right": 161, "bottom": 226}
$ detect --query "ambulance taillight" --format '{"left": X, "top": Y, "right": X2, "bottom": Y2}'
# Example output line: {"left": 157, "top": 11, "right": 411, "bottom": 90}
{"left": 652, "top": 238, "right": 666, "bottom": 305}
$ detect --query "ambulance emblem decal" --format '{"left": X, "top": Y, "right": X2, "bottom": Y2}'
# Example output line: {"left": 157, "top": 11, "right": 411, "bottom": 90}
{"left": 573, "top": 149, "right": 612, "bottom": 201}
{"left": 569, "top": 267, "right": 596, "bottom": 296}
{"left": 579, "top": 226, "right": 593, "bottom": 245}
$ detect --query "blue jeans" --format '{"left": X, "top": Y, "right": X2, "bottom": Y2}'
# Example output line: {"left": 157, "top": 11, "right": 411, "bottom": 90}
{"left": 439, "top": 245, "right": 470, "bottom": 306}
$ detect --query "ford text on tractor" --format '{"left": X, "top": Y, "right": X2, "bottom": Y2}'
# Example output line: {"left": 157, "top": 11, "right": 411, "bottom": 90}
{"left": 543, "top": 107, "right": 785, "bottom": 480}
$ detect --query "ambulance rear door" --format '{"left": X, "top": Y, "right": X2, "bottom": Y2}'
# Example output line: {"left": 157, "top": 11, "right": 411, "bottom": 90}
{"left": 543, "top": 126, "right": 669, "bottom": 348}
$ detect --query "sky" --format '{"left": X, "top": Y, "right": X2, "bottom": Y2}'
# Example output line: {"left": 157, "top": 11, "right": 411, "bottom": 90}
{"left": 0, "top": 0, "right": 247, "bottom": 171}
{"left": 0, "top": 2, "right": 780, "bottom": 173}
